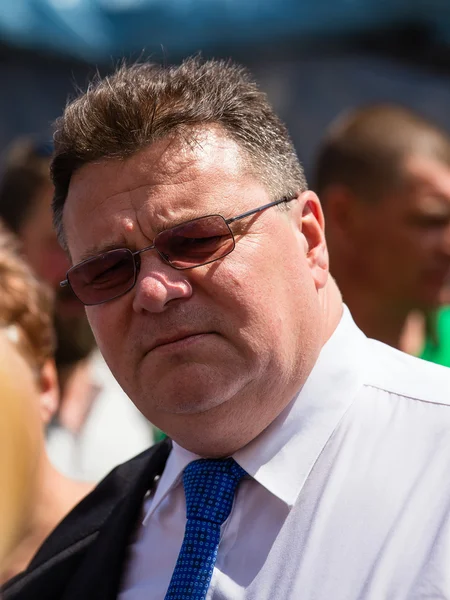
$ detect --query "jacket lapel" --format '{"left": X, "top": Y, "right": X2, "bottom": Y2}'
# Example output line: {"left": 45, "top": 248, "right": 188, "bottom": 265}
{"left": 2, "top": 439, "right": 172, "bottom": 600}
{"left": 62, "top": 439, "right": 172, "bottom": 599}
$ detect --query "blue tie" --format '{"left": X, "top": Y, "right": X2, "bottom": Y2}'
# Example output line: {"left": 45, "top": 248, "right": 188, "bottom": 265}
{"left": 164, "top": 458, "right": 247, "bottom": 600}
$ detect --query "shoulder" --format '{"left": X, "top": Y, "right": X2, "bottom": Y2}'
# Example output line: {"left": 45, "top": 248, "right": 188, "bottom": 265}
{"left": 365, "top": 337, "right": 450, "bottom": 407}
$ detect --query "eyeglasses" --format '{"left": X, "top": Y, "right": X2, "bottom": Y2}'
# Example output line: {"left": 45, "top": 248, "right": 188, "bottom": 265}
{"left": 61, "top": 196, "right": 294, "bottom": 306}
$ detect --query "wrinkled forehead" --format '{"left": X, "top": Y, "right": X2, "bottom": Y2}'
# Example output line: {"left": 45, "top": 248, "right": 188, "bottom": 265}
{"left": 148, "top": 127, "right": 249, "bottom": 180}
{"left": 62, "top": 127, "right": 252, "bottom": 257}
{"left": 67, "top": 127, "right": 247, "bottom": 205}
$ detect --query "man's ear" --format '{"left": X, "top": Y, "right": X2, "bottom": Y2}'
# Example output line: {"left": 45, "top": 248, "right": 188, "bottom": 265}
{"left": 37, "top": 359, "right": 60, "bottom": 425}
{"left": 295, "top": 190, "right": 328, "bottom": 290}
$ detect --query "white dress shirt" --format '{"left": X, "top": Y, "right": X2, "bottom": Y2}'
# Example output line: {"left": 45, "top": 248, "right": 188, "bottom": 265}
{"left": 119, "top": 307, "right": 450, "bottom": 599}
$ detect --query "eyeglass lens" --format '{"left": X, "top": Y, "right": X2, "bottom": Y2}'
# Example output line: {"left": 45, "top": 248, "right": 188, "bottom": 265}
{"left": 67, "top": 215, "right": 235, "bottom": 305}
{"left": 156, "top": 215, "right": 234, "bottom": 268}
{"left": 68, "top": 248, "right": 136, "bottom": 305}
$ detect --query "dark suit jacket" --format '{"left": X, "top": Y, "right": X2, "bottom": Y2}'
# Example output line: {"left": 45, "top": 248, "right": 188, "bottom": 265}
{"left": 2, "top": 438, "right": 172, "bottom": 600}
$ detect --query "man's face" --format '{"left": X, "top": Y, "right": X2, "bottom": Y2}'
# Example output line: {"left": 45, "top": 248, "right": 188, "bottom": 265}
{"left": 63, "top": 130, "right": 327, "bottom": 452}
{"left": 352, "top": 155, "right": 450, "bottom": 310}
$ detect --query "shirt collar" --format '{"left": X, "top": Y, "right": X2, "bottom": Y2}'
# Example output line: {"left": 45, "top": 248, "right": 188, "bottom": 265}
{"left": 235, "top": 306, "right": 368, "bottom": 506}
{"left": 143, "top": 306, "right": 369, "bottom": 524}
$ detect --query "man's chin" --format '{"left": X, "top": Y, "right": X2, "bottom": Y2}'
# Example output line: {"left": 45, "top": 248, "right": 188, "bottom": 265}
{"left": 437, "top": 288, "right": 450, "bottom": 307}
{"left": 138, "top": 378, "right": 237, "bottom": 422}
{"left": 159, "top": 394, "right": 228, "bottom": 416}
{"left": 131, "top": 351, "right": 250, "bottom": 421}
{"left": 418, "top": 272, "right": 450, "bottom": 309}
{"left": 417, "top": 290, "right": 450, "bottom": 311}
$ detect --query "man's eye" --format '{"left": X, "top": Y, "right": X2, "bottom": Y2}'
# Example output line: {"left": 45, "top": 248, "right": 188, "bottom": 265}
{"left": 173, "top": 236, "right": 223, "bottom": 253}
{"left": 90, "top": 262, "right": 127, "bottom": 285}
{"left": 186, "top": 236, "right": 222, "bottom": 245}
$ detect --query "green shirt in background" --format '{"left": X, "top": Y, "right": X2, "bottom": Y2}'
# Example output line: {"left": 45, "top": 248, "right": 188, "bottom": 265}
{"left": 420, "top": 306, "right": 450, "bottom": 368}
{"left": 153, "top": 427, "right": 167, "bottom": 443}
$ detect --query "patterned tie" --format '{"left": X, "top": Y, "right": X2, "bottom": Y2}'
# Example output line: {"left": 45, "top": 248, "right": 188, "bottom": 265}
{"left": 164, "top": 458, "right": 247, "bottom": 600}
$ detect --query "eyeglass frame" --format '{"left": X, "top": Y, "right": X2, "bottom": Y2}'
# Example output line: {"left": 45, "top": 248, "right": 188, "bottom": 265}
{"left": 60, "top": 195, "right": 295, "bottom": 305}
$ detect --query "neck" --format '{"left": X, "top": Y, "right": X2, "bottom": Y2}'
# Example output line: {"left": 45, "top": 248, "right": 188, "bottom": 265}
{"left": 1, "top": 455, "right": 93, "bottom": 583}
{"left": 319, "top": 276, "right": 344, "bottom": 345}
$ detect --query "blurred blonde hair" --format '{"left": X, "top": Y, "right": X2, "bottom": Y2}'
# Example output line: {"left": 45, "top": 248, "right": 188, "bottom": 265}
{"left": 0, "top": 334, "right": 39, "bottom": 570}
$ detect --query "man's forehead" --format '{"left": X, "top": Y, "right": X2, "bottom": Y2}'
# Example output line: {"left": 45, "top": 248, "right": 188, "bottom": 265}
{"left": 63, "top": 128, "right": 250, "bottom": 259}
{"left": 69, "top": 127, "right": 246, "bottom": 196}
{"left": 403, "top": 155, "right": 450, "bottom": 197}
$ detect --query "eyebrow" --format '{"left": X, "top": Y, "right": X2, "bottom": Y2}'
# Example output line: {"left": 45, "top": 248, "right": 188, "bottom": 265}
{"left": 78, "top": 237, "right": 132, "bottom": 263}
{"left": 76, "top": 206, "right": 233, "bottom": 263}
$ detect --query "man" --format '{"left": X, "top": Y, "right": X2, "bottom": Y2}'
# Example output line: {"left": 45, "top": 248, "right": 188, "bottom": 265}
{"left": 314, "top": 104, "right": 450, "bottom": 353}
{"left": 0, "top": 140, "right": 154, "bottom": 481}
{"left": 5, "top": 58, "right": 450, "bottom": 599}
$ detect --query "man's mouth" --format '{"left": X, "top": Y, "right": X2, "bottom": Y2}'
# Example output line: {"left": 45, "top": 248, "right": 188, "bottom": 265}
{"left": 150, "top": 332, "right": 213, "bottom": 352}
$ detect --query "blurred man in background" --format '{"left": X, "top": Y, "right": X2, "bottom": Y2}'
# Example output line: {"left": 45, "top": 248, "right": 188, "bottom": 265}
{"left": 0, "top": 139, "right": 155, "bottom": 481}
{"left": 315, "top": 104, "right": 450, "bottom": 362}
{"left": 0, "top": 223, "right": 92, "bottom": 584}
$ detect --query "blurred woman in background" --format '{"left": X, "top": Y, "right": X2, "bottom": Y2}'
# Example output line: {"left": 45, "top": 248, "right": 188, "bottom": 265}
{"left": 0, "top": 223, "right": 92, "bottom": 585}
{"left": 0, "top": 333, "right": 39, "bottom": 580}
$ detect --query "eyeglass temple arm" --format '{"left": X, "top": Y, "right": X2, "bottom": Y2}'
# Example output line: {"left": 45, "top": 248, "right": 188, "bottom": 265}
{"left": 225, "top": 196, "right": 293, "bottom": 225}
{"left": 60, "top": 280, "right": 69, "bottom": 288}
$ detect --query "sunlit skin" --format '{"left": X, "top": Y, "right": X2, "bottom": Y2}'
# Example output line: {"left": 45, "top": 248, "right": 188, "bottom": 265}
{"left": 0, "top": 337, "right": 92, "bottom": 583}
{"left": 324, "top": 154, "right": 450, "bottom": 348}
{"left": 63, "top": 128, "right": 340, "bottom": 457}
{"left": 0, "top": 334, "right": 39, "bottom": 574}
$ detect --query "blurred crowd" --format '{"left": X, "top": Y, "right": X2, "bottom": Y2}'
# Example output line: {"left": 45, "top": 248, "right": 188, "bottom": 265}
{"left": 1, "top": 87, "right": 450, "bottom": 584}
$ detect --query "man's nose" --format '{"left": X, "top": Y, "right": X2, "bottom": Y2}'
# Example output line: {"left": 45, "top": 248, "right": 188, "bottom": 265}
{"left": 132, "top": 254, "right": 193, "bottom": 314}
